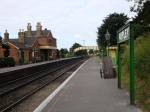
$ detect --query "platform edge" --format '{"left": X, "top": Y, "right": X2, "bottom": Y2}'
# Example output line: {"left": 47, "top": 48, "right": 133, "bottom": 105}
{"left": 33, "top": 59, "right": 89, "bottom": 112}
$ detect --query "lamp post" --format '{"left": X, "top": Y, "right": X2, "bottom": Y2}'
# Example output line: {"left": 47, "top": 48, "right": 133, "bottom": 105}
{"left": 105, "top": 30, "right": 110, "bottom": 56}
{"left": 100, "top": 49, "right": 104, "bottom": 58}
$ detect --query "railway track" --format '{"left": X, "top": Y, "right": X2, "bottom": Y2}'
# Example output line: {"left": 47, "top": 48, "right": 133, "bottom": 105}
{"left": 0, "top": 61, "right": 75, "bottom": 96}
{"left": 0, "top": 58, "right": 87, "bottom": 112}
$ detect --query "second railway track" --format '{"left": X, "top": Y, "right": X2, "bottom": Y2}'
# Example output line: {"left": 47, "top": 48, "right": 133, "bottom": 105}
{"left": 0, "top": 57, "right": 87, "bottom": 112}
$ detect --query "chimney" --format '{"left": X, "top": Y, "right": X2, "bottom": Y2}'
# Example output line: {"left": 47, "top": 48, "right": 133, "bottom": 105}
{"left": 4, "top": 30, "right": 9, "bottom": 42}
{"left": 27, "top": 23, "right": 32, "bottom": 37}
{"left": 36, "top": 22, "right": 42, "bottom": 37}
{"left": 18, "top": 29, "right": 25, "bottom": 44}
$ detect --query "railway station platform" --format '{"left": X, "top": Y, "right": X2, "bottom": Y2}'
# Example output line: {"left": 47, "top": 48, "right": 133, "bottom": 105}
{"left": 34, "top": 57, "right": 141, "bottom": 112}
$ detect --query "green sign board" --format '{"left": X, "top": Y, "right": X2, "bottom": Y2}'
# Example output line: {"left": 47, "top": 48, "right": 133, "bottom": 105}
{"left": 117, "top": 23, "right": 130, "bottom": 43}
{"left": 117, "top": 22, "right": 135, "bottom": 105}
{"left": 118, "top": 27, "right": 129, "bottom": 43}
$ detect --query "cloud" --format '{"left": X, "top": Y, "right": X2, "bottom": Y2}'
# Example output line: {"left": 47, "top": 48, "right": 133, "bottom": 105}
{"left": 0, "top": 0, "right": 134, "bottom": 49}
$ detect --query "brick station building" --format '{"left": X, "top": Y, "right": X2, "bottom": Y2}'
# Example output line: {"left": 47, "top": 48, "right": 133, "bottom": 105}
{"left": 0, "top": 22, "right": 57, "bottom": 64}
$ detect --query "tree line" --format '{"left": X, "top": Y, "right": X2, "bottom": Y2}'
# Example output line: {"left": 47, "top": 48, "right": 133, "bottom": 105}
{"left": 59, "top": 43, "right": 98, "bottom": 58}
{"left": 97, "top": 0, "right": 150, "bottom": 54}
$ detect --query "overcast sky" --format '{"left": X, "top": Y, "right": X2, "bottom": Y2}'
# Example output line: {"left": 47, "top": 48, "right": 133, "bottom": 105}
{"left": 0, "top": 0, "right": 134, "bottom": 49}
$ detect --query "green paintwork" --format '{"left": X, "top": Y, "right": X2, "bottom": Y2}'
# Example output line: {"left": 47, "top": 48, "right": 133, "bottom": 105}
{"left": 117, "top": 22, "right": 135, "bottom": 105}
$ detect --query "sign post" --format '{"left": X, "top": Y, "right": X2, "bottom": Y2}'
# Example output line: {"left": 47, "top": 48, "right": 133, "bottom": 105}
{"left": 117, "top": 22, "right": 135, "bottom": 105}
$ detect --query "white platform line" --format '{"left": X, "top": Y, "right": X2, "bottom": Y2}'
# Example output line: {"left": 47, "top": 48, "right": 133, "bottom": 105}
{"left": 33, "top": 59, "right": 89, "bottom": 112}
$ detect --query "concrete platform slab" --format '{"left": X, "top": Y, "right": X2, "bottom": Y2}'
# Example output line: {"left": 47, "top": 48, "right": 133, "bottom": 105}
{"left": 34, "top": 57, "right": 141, "bottom": 112}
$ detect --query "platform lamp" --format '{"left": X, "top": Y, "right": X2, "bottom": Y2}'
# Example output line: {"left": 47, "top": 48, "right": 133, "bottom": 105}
{"left": 105, "top": 30, "right": 110, "bottom": 56}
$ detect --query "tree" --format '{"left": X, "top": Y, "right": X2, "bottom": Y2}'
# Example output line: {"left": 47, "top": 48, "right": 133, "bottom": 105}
{"left": 89, "top": 49, "right": 94, "bottom": 55}
{"left": 69, "top": 48, "right": 74, "bottom": 57}
{"left": 59, "top": 48, "right": 69, "bottom": 58}
{"left": 134, "top": 1, "right": 150, "bottom": 26}
{"left": 128, "top": 0, "right": 145, "bottom": 12}
{"left": 75, "top": 50, "right": 88, "bottom": 56}
{"left": 127, "top": 0, "right": 150, "bottom": 37}
{"left": 128, "top": 0, "right": 150, "bottom": 26}
{"left": 69, "top": 43, "right": 88, "bottom": 56}
{"left": 71, "top": 43, "right": 82, "bottom": 50}
{"left": 97, "top": 13, "right": 128, "bottom": 49}
{"left": 69, "top": 43, "right": 82, "bottom": 56}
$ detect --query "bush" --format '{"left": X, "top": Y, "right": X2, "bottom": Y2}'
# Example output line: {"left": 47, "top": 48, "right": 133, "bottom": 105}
{"left": 134, "top": 34, "right": 150, "bottom": 111}
{"left": 0, "top": 57, "right": 15, "bottom": 67}
{"left": 135, "top": 34, "right": 150, "bottom": 78}
{"left": 120, "top": 44, "right": 130, "bottom": 89}
{"left": 89, "top": 49, "right": 94, "bottom": 55}
{"left": 134, "top": 24, "right": 150, "bottom": 39}
{"left": 121, "top": 33, "right": 150, "bottom": 112}
{"left": 2, "top": 43, "right": 10, "bottom": 57}
{"left": 75, "top": 50, "right": 88, "bottom": 56}
{"left": 0, "top": 58, "right": 5, "bottom": 67}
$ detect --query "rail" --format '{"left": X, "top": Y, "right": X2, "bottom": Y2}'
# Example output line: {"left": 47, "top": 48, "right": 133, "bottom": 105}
{"left": 0, "top": 57, "right": 88, "bottom": 112}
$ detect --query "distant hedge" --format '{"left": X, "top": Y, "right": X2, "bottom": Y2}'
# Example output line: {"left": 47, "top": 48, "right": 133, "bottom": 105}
{"left": 0, "top": 57, "right": 15, "bottom": 68}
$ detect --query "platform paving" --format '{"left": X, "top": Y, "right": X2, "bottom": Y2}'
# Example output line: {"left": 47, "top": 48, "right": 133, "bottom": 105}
{"left": 35, "top": 57, "right": 141, "bottom": 112}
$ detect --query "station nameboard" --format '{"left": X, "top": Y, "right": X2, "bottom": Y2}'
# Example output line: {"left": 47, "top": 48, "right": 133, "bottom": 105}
{"left": 118, "top": 23, "right": 130, "bottom": 43}
{"left": 117, "top": 22, "right": 135, "bottom": 105}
